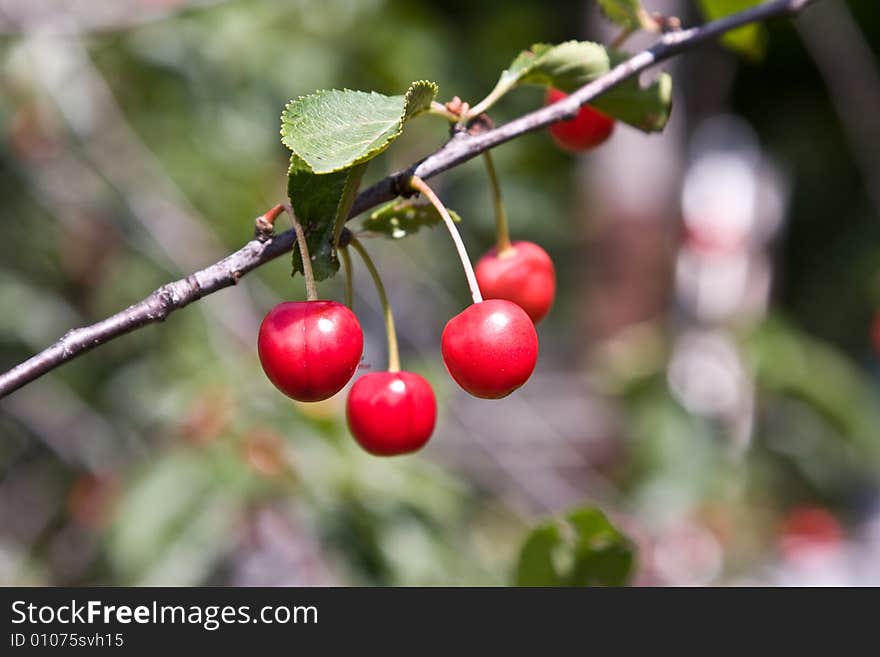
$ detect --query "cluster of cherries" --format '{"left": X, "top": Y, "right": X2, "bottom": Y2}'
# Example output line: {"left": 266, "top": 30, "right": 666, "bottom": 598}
{"left": 258, "top": 89, "right": 615, "bottom": 457}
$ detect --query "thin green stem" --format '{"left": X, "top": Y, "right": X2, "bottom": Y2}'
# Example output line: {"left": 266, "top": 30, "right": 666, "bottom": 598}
{"left": 340, "top": 245, "right": 354, "bottom": 309}
{"left": 429, "top": 101, "right": 460, "bottom": 122}
{"left": 285, "top": 204, "right": 318, "bottom": 301}
{"left": 482, "top": 151, "right": 513, "bottom": 255}
{"left": 350, "top": 237, "right": 400, "bottom": 373}
{"left": 467, "top": 78, "right": 514, "bottom": 120}
{"left": 408, "top": 176, "right": 483, "bottom": 304}
{"left": 332, "top": 162, "right": 368, "bottom": 250}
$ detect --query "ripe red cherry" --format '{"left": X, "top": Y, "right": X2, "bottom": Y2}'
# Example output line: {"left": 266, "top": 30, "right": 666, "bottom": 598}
{"left": 441, "top": 299, "right": 538, "bottom": 399}
{"left": 346, "top": 371, "right": 437, "bottom": 456}
{"left": 545, "top": 88, "right": 615, "bottom": 151}
{"left": 258, "top": 300, "right": 363, "bottom": 402}
{"left": 475, "top": 241, "right": 556, "bottom": 324}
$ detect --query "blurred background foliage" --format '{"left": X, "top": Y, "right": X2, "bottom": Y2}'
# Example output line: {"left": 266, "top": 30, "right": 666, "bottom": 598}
{"left": 1, "top": 0, "right": 879, "bottom": 586}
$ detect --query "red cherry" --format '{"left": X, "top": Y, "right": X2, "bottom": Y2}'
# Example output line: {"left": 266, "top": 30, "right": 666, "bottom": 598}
{"left": 778, "top": 506, "right": 843, "bottom": 561}
{"left": 258, "top": 300, "right": 363, "bottom": 402}
{"left": 544, "top": 88, "right": 615, "bottom": 151}
{"left": 475, "top": 241, "right": 556, "bottom": 324}
{"left": 441, "top": 299, "right": 538, "bottom": 399}
{"left": 346, "top": 371, "right": 437, "bottom": 456}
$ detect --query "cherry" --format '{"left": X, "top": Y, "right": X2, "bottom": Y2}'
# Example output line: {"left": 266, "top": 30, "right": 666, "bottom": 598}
{"left": 475, "top": 241, "right": 555, "bottom": 324}
{"left": 441, "top": 299, "right": 538, "bottom": 399}
{"left": 346, "top": 371, "right": 437, "bottom": 456}
{"left": 778, "top": 506, "right": 843, "bottom": 561}
{"left": 544, "top": 88, "right": 615, "bottom": 151}
{"left": 258, "top": 300, "right": 363, "bottom": 402}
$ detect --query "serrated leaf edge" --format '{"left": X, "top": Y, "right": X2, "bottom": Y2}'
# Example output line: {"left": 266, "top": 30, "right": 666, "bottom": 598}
{"left": 280, "top": 81, "right": 438, "bottom": 175}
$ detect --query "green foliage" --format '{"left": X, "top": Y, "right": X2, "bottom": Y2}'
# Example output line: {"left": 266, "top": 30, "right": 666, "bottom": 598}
{"left": 750, "top": 317, "right": 880, "bottom": 451}
{"left": 697, "top": 0, "right": 767, "bottom": 60}
{"left": 362, "top": 198, "right": 461, "bottom": 240}
{"left": 281, "top": 81, "right": 438, "bottom": 280}
{"left": 280, "top": 82, "right": 437, "bottom": 174}
{"left": 597, "top": 0, "right": 647, "bottom": 31}
{"left": 494, "top": 41, "right": 672, "bottom": 132}
{"left": 592, "top": 53, "right": 673, "bottom": 132}
{"left": 287, "top": 158, "right": 356, "bottom": 280}
{"left": 515, "top": 507, "right": 635, "bottom": 586}
{"left": 505, "top": 41, "right": 609, "bottom": 92}
{"left": 106, "top": 445, "right": 265, "bottom": 585}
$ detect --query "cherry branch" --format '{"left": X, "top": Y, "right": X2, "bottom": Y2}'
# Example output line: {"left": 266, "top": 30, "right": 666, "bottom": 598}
{"left": 0, "top": 0, "right": 815, "bottom": 399}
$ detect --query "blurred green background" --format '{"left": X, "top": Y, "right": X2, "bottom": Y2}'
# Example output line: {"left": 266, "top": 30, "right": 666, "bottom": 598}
{"left": 1, "top": 0, "right": 879, "bottom": 586}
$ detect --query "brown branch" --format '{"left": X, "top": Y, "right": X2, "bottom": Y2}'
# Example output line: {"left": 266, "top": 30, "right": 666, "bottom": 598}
{"left": 0, "top": 0, "right": 816, "bottom": 399}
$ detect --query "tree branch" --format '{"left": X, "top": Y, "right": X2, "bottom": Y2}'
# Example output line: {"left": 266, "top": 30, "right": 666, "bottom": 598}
{"left": 0, "top": 0, "right": 815, "bottom": 399}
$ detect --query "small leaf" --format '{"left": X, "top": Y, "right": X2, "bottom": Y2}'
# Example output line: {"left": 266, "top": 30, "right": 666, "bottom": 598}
{"left": 362, "top": 198, "right": 461, "bottom": 240}
{"left": 515, "top": 524, "right": 564, "bottom": 587}
{"left": 597, "top": 0, "right": 646, "bottom": 31}
{"left": 287, "top": 154, "right": 352, "bottom": 281}
{"left": 592, "top": 60, "right": 673, "bottom": 133}
{"left": 402, "top": 80, "right": 438, "bottom": 122}
{"left": 696, "top": 0, "right": 767, "bottom": 61}
{"left": 565, "top": 507, "right": 636, "bottom": 587}
{"left": 502, "top": 41, "right": 610, "bottom": 95}
{"left": 514, "top": 506, "right": 636, "bottom": 587}
{"left": 281, "top": 81, "right": 437, "bottom": 280}
{"left": 495, "top": 41, "right": 672, "bottom": 132}
{"left": 280, "top": 80, "right": 438, "bottom": 175}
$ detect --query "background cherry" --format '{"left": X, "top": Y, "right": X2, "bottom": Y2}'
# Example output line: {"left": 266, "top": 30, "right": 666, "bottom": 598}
{"left": 545, "top": 88, "right": 615, "bottom": 151}
{"left": 347, "top": 371, "right": 437, "bottom": 456}
{"left": 475, "top": 241, "right": 556, "bottom": 324}
{"left": 441, "top": 299, "right": 538, "bottom": 399}
{"left": 778, "top": 505, "right": 843, "bottom": 562}
{"left": 258, "top": 300, "right": 363, "bottom": 402}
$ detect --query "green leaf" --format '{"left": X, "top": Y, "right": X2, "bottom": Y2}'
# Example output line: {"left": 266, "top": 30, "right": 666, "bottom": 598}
{"left": 106, "top": 450, "right": 236, "bottom": 584}
{"left": 597, "top": 0, "right": 646, "bottom": 31}
{"left": 280, "top": 80, "right": 438, "bottom": 175}
{"left": 592, "top": 55, "right": 673, "bottom": 133}
{"left": 287, "top": 155, "right": 354, "bottom": 281}
{"left": 361, "top": 198, "right": 461, "bottom": 240}
{"left": 696, "top": 0, "right": 767, "bottom": 61}
{"left": 750, "top": 317, "right": 880, "bottom": 448}
{"left": 514, "top": 506, "right": 636, "bottom": 587}
{"left": 281, "top": 81, "right": 437, "bottom": 280}
{"left": 565, "top": 507, "right": 636, "bottom": 586}
{"left": 515, "top": 524, "right": 565, "bottom": 586}
{"left": 494, "top": 41, "right": 671, "bottom": 132}
{"left": 503, "top": 41, "right": 610, "bottom": 95}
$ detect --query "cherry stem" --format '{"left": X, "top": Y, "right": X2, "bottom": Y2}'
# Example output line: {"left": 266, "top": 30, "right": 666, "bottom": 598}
{"left": 482, "top": 151, "right": 513, "bottom": 255}
{"left": 467, "top": 81, "right": 509, "bottom": 120}
{"left": 284, "top": 203, "right": 318, "bottom": 302}
{"left": 409, "top": 176, "right": 483, "bottom": 305}
{"left": 350, "top": 237, "right": 400, "bottom": 373}
{"left": 340, "top": 245, "right": 354, "bottom": 309}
